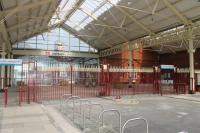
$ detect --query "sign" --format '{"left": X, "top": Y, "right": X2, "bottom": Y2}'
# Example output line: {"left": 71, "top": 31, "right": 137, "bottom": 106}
{"left": 160, "top": 65, "right": 174, "bottom": 70}
{"left": 103, "top": 65, "right": 108, "bottom": 70}
{"left": 43, "top": 51, "right": 65, "bottom": 56}
{"left": 57, "top": 45, "right": 65, "bottom": 51}
{"left": 0, "top": 59, "right": 22, "bottom": 66}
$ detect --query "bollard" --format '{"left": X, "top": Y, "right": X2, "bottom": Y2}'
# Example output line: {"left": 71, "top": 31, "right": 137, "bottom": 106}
{"left": 27, "top": 83, "right": 30, "bottom": 104}
{"left": 4, "top": 87, "right": 8, "bottom": 107}
{"left": 19, "top": 83, "right": 23, "bottom": 106}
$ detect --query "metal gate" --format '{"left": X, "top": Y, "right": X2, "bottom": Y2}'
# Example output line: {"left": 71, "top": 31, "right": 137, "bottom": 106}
{"left": 153, "top": 66, "right": 189, "bottom": 95}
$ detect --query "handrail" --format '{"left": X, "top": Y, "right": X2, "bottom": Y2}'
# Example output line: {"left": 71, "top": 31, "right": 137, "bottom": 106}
{"left": 122, "top": 118, "right": 149, "bottom": 133}
{"left": 99, "top": 109, "right": 121, "bottom": 133}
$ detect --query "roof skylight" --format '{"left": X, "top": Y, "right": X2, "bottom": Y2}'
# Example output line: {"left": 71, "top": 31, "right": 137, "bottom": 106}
{"left": 49, "top": 0, "right": 77, "bottom": 26}
{"left": 64, "top": 0, "right": 121, "bottom": 31}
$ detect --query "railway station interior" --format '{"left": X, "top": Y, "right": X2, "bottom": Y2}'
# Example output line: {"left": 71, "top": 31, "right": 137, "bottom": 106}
{"left": 0, "top": 0, "right": 200, "bottom": 133}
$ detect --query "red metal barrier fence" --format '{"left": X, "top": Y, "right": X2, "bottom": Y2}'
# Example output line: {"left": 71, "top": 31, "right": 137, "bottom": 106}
{"left": 0, "top": 87, "right": 8, "bottom": 107}
{"left": 18, "top": 64, "right": 190, "bottom": 104}
{"left": 18, "top": 65, "right": 157, "bottom": 104}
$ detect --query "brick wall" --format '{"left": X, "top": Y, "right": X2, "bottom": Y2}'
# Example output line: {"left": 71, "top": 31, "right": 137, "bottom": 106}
{"left": 133, "top": 49, "right": 158, "bottom": 68}
{"left": 100, "top": 49, "right": 158, "bottom": 68}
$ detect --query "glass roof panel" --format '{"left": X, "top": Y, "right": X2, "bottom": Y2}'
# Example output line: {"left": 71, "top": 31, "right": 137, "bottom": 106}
{"left": 49, "top": 0, "right": 77, "bottom": 26}
{"left": 64, "top": 0, "right": 121, "bottom": 31}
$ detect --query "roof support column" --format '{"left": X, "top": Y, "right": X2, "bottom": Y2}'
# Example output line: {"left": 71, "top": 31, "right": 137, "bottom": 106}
{"left": 1, "top": 51, "right": 6, "bottom": 89}
{"left": 188, "top": 27, "right": 195, "bottom": 93}
{"left": 6, "top": 53, "right": 11, "bottom": 86}
{"left": 10, "top": 54, "right": 14, "bottom": 87}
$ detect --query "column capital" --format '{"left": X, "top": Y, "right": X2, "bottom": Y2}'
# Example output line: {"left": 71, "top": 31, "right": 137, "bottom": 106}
{"left": 188, "top": 49, "right": 195, "bottom": 53}
{"left": 0, "top": 51, "right": 7, "bottom": 57}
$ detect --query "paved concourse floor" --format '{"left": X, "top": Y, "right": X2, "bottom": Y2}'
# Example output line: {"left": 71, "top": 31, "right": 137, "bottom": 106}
{"left": 0, "top": 103, "right": 80, "bottom": 133}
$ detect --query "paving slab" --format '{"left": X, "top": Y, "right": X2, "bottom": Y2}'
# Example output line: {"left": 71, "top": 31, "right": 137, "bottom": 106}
{"left": 0, "top": 103, "right": 80, "bottom": 133}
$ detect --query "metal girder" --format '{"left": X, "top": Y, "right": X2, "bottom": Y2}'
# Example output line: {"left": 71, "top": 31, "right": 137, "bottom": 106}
{"left": 162, "top": 0, "right": 192, "bottom": 25}
{"left": 100, "top": 24, "right": 200, "bottom": 56}
{"left": 63, "top": 18, "right": 111, "bottom": 47}
{"left": 80, "top": 8, "right": 129, "bottom": 42}
{"left": 64, "top": 0, "right": 85, "bottom": 21}
{"left": 53, "top": 0, "right": 85, "bottom": 27}
{"left": 73, "top": 1, "right": 107, "bottom": 29}
{"left": 99, "top": 44, "right": 123, "bottom": 57}
{"left": 61, "top": 23, "right": 100, "bottom": 49}
{"left": 12, "top": 49, "right": 99, "bottom": 58}
{"left": 107, "top": 0, "right": 156, "bottom": 36}
{"left": 88, "top": 23, "right": 112, "bottom": 48}
{"left": 131, "top": 25, "right": 200, "bottom": 49}
{"left": 164, "top": 45, "right": 176, "bottom": 53}
{"left": 0, "top": 16, "right": 11, "bottom": 52}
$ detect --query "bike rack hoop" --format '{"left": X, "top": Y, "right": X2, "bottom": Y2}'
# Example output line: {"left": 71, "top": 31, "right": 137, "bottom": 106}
{"left": 122, "top": 118, "right": 149, "bottom": 133}
{"left": 99, "top": 109, "right": 122, "bottom": 133}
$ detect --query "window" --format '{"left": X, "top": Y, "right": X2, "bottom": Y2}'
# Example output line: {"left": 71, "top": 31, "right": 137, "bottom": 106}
{"left": 12, "top": 28, "right": 97, "bottom": 53}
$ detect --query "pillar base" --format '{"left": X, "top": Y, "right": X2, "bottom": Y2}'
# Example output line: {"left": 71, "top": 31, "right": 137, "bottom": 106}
{"left": 189, "top": 90, "right": 195, "bottom": 94}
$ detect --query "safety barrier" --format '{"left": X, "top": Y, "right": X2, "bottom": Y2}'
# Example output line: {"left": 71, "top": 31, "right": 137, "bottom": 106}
{"left": 18, "top": 80, "right": 36, "bottom": 105}
{"left": 122, "top": 118, "right": 149, "bottom": 133}
{"left": 17, "top": 65, "right": 192, "bottom": 105}
{"left": 0, "top": 87, "right": 8, "bottom": 107}
{"left": 174, "top": 83, "right": 187, "bottom": 95}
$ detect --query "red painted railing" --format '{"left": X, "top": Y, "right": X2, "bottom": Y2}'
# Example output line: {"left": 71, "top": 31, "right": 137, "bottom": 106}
{"left": 4, "top": 87, "right": 8, "bottom": 107}
{"left": 18, "top": 66, "right": 191, "bottom": 104}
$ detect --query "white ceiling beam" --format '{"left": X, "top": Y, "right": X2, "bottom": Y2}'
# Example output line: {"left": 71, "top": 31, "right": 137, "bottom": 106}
{"left": 107, "top": 0, "right": 156, "bottom": 36}
{"left": 162, "top": 0, "right": 192, "bottom": 25}
{"left": 80, "top": 8, "right": 129, "bottom": 42}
